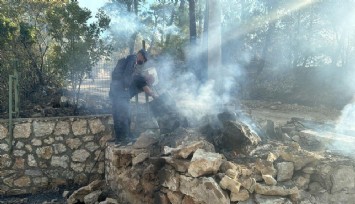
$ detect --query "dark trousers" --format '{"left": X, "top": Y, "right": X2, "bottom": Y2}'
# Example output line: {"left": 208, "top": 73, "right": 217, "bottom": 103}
{"left": 112, "top": 97, "right": 131, "bottom": 143}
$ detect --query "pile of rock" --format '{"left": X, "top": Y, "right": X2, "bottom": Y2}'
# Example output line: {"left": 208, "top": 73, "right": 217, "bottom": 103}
{"left": 104, "top": 132, "right": 324, "bottom": 204}
{"left": 66, "top": 112, "right": 355, "bottom": 204}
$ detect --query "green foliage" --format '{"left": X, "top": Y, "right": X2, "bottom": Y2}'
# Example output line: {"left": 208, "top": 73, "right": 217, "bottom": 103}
{"left": 46, "top": 1, "right": 112, "bottom": 103}
{"left": 0, "top": 15, "right": 18, "bottom": 46}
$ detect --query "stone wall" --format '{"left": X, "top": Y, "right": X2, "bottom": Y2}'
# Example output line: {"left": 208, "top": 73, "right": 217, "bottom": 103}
{"left": 0, "top": 115, "right": 113, "bottom": 196}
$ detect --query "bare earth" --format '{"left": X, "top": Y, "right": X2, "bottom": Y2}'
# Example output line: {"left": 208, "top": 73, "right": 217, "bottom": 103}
{"left": 241, "top": 100, "right": 341, "bottom": 126}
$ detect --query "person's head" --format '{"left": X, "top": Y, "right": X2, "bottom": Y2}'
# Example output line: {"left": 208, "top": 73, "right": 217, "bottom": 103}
{"left": 137, "top": 49, "right": 148, "bottom": 65}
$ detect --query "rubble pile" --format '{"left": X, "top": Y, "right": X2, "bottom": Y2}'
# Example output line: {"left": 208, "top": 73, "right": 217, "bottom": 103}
{"left": 67, "top": 112, "right": 355, "bottom": 204}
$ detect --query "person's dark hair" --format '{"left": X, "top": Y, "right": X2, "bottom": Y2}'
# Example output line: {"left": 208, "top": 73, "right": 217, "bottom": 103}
{"left": 138, "top": 49, "right": 148, "bottom": 62}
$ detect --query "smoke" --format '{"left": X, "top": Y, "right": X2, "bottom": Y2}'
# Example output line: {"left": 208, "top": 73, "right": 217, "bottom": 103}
{"left": 336, "top": 97, "right": 355, "bottom": 135}
{"left": 153, "top": 42, "right": 245, "bottom": 126}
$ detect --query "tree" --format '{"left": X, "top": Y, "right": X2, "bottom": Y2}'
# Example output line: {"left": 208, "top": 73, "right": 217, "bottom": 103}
{"left": 47, "top": 2, "right": 112, "bottom": 106}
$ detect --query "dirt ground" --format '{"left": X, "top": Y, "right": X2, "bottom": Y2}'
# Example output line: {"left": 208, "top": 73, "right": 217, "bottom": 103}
{"left": 240, "top": 99, "right": 341, "bottom": 126}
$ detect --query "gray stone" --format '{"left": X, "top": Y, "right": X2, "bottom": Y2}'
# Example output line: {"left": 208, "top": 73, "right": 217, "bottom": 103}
{"left": 13, "top": 150, "right": 26, "bottom": 157}
{"left": 0, "top": 154, "right": 12, "bottom": 168}
{"left": 54, "top": 121, "right": 70, "bottom": 135}
{"left": 13, "top": 123, "right": 31, "bottom": 138}
{"left": 255, "top": 194, "right": 289, "bottom": 204}
{"left": 25, "top": 170, "right": 42, "bottom": 176}
{"left": 32, "top": 177, "right": 49, "bottom": 188}
{"left": 262, "top": 174, "right": 277, "bottom": 186}
{"left": 36, "top": 146, "right": 53, "bottom": 159}
{"left": 15, "top": 141, "right": 24, "bottom": 149}
{"left": 33, "top": 121, "right": 55, "bottom": 137}
{"left": 66, "top": 138, "right": 81, "bottom": 149}
{"left": 162, "top": 157, "right": 190, "bottom": 173}
{"left": 132, "top": 152, "right": 149, "bottom": 166}
{"left": 44, "top": 137, "right": 55, "bottom": 144}
{"left": 55, "top": 136, "right": 64, "bottom": 141}
{"left": 0, "top": 143, "right": 9, "bottom": 151}
{"left": 89, "top": 119, "right": 105, "bottom": 134}
{"left": 219, "top": 175, "right": 241, "bottom": 193}
{"left": 72, "top": 119, "right": 88, "bottom": 136}
{"left": 171, "top": 140, "right": 215, "bottom": 159}
{"left": 133, "top": 130, "right": 158, "bottom": 149}
{"left": 179, "top": 175, "right": 230, "bottom": 204}
{"left": 231, "top": 189, "right": 250, "bottom": 202}
{"left": 27, "top": 154, "right": 37, "bottom": 167}
{"left": 31, "top": 138, "right": 42, "bottom": 146}
{"left": 84, "top": 190, "right": 102, "bottom": 204}
{"left": 188, "top": 149, "right": 223, "bottom": 177}
{"left": 83, "top": 135, "right": 95, "bottom": 142}
{"left": 99, "top": 198, "right": 119, "bottom": 204}
{"left": 166, "top": 190, "right": 183, "bottom": 204}
{"left": 276, "top": 162, "right": 294, "bottom": 182}
{"left": 14, "top": 176, "right": 31, "bottom": 187}
{"left": 160, "top": 166, "right": 180, "bottom": 191}
{"left": 72, "top": 149, "right": 90, "bottom": 162}
{"left": 278, "top": 144, "right": 322, "bottom": 170}
{"left": 51, "top": 155, "right": 69, "bottom": 168}
{"left": 0, "top": 124, "right": 8, "bottom": 139}
{"left": 221, "top": 120, "right": 261, "bottom": 150}
{"left": 294, "top": 174, "right": 310, "bottom": 190}
{"left": 71, "top": 162, "right": 85, "bottom": 172}
{"left": 85, "top": 142, "right": 100, "bottom": 152}
{"left": 255, "top": 183, "right": 299, "bottom": 196}
{"left": 255, "top": 159, "right": 277, "bottom": 177}
{"left": 331, "top": 165, "right": 355, "bottom": 193}
{"left": 25, "top": 144, "right": 32, "bottom": 152}
{"left": 53, "top": 143, "right": 67, "bottom": 154}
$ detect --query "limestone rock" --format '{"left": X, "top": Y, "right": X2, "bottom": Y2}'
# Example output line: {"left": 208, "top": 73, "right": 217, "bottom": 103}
{"left": 262, "top": 174, "right": 277, "bottom": 186}
{"left": 84, "top": 190, "right": 102, "bottom": 204}
{"left": 276, "top": 162, "right": 294, "bottom": 182}
{"left": 230, "top": 189, "right": 250, "bottom": 202}
{"left": 13, "top": 123, "right": 31, "bottom": 138}
{"left": 67, "top": 180, "right": 104, "bottom": 204}
{"left": 188, "top": 149, "right": 223, "bottom": 177}
{"left": 72, "top": 149, "right": 90, "bottom": 162}
{"left": 219, "top": 175, "right": 241, "bottom": 193}
{"left": 54, "top": 121, "right": 70, "bottom": 136}
{"left": 221, "top": 121, "right": 261, "bottom": 150}
{"left": 0, "top": 124, "right": 8, "bottom": 139}
{"left": 255, "top": 159, "right": 277, "bottom": 177}
{"left": 278, "top": 144, "right": 322, "bottom": 170}
{"left": 162, "top": 157, "right": 190, "bottom": 173}
{"left": 171, "top": 140, "right": 215, "bottom": 159}
{"left": 72, "top": 119, "right": 88, "bottom": 136}
{"left": 99, "top": 198, "right": 119, "bottom": 204}
{"left": 241, "top": 178, "right": 256, "bottom": 193}
{"left": 132, "top": 152, "right": 150, "bottom": 166}
{"left": 159, "top": 166, "right": 180, "bottom": 191}
{"left": 179, "top": 175, "right": 230, "bottom": 204}
{"left": 166, "top": 190, "right": 184, "bottom": 204}
{"left": 330, "top": 165, "right": 355, "bottom": 193}
{"left": 255, "top": 183, "right": 299, "bottom": 196}
{"left": 255, "top": 194, "right": 292, "bottom": 204}
{"left": 133, "top": 130, "right": 158, "bottom": 149}
{"left": 33, "top": 121, "right": 55, "bottom": 137}
{"left": 89, "top": 118, "right": 105, "bottom": 134}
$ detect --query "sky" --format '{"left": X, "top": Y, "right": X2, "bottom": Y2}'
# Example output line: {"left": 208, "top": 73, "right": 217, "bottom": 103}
{"left": 77, "top": 0, "right": 109, "bottom": 16}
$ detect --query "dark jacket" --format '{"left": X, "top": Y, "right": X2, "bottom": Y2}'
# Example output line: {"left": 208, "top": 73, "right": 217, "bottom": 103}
{"left": 109, "top": 54, "right": 137, "bottom": 99}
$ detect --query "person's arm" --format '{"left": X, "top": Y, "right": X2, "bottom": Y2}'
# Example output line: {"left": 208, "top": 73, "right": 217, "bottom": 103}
{"left": 142, "top": 85, "right": 158, "bottom": 99}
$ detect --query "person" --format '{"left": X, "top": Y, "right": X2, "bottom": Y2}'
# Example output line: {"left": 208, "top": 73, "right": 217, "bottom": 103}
{"left": 109, "top": 49, "right": 157, "bottom": 144}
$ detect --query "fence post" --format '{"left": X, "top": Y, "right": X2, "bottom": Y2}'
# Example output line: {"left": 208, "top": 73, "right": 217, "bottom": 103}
{"left": 8, "top": 62, "right": 19, "bottom": 152}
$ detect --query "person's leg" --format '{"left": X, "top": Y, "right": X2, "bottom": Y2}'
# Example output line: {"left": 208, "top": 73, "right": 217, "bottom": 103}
{"left": 112, "top": 98, "right": 130, "bottom": 144}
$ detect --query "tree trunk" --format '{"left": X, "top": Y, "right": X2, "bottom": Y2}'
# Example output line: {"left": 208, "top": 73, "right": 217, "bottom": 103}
{"left": 188, "top": 0, "right": 197, "bottom": 44}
